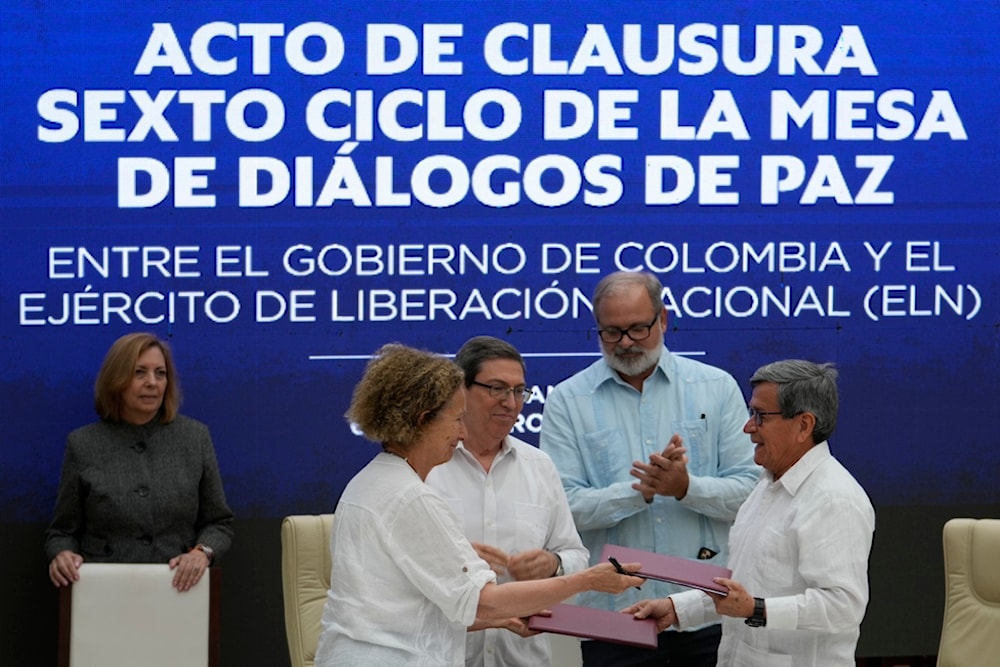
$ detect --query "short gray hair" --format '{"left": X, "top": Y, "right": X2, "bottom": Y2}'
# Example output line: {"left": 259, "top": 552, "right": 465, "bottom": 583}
{"left": 592, "top": 271, "right": 664, "bottom": 320}
{"left": 750, "top": 360, "right": 839, "bottom": 444}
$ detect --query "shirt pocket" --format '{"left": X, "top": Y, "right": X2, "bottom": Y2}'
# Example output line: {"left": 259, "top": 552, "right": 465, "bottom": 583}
{"left": 513, "top": 502, "right": 551, "bottom": 553}
{"left": 756, "top": 524, "right": 798, "bottom": 590}
{"left": 581, "top": 428, "right": 633, "bottom": 487}
{"left": 671, "top": 418, "right": 709, "bottom": 471}
{"left": 732, "top": 638, "right": 794, "bottom": 667}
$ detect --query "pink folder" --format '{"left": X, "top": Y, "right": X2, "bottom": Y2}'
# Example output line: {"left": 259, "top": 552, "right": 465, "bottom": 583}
{"left": 601, "top": 544, "right": 732, "bottom": 596}
{"left": 527, "top": 603, "right": 658, "bottom": 648}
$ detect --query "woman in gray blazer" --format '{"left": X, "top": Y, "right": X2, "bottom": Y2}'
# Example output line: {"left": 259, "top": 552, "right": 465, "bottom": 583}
{"left": 45, "top": 332, "right": 234, "bottom": 592}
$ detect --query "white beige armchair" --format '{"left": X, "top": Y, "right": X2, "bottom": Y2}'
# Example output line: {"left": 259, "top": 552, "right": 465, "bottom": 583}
{"left": 280, "top": 514, "right": 335, "bottom": 667}
{"left": 57, "top": 562, "right": 220, "bottom": 667}
{"left": 937, "top": 518, "right": 1000, "bottom": 667}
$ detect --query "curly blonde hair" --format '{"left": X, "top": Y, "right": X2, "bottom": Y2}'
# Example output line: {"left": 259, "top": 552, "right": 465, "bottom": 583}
{"left": 346, "top": 344, "right": 463, "bottom": 451}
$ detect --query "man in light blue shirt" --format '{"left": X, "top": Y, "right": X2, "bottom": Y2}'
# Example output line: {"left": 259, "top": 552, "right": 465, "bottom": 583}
{"left": 540, "top": 271, "right": 759, "bottom": 667}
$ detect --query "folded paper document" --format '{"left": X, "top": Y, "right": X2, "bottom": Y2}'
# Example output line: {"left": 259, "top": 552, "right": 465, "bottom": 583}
{"left": 600, "top": 544, "right": 732, "bottom": 596}
{"left": 527, "top": 603, "right": 658, "bottom": 648}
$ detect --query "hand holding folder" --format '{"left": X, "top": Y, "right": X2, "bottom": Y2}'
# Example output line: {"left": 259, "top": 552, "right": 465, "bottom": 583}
{"left": 527, "top": 603, "right": 658, "bottom": 648}
{"left": 600, "top": 544, "right": 731, "bottom": 596}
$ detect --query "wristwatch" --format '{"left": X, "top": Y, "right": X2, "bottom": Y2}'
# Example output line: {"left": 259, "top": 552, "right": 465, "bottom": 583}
{"left": 550, "top": 551, "right": 564, "bottom": 577}
{"left": 745, "top": 597, "right": 766, "bottom": 627}
{"left": 194, "top": 544, "right": 214, "bottom": 565}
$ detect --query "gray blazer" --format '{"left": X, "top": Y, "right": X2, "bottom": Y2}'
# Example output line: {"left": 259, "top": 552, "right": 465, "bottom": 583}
{"left": 44, "top": 414, "right": 234, "bottom": 564}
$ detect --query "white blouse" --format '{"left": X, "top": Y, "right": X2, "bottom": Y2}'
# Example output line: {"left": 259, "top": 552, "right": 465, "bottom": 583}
{"left": 315, "top": 453, "right": 497, "bottom": 667}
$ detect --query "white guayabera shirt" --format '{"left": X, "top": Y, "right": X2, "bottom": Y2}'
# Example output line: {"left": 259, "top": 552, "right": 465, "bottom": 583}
{"left": 427, "top": 436, "right": 590, "bottom": 667}
{"left": 671, "top": 443, "right": 875, "bottom": 667}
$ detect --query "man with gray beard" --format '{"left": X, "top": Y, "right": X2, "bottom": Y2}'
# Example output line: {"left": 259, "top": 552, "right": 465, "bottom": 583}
{"left": 540, "top": 271, "right": 759, "bottom": 667}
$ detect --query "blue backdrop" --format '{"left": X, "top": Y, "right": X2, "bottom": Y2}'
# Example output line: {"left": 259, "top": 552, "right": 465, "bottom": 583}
{"left": 2, "top": 1, "right": 997, "bottom": 524}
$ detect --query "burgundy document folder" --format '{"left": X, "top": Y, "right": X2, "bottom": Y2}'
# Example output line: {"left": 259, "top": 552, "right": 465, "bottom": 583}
{"left": 527, "top": 603, "right": 658, "bottom": 648}
{"left": 600, "top": 544, "right": 732, "bottom": 596}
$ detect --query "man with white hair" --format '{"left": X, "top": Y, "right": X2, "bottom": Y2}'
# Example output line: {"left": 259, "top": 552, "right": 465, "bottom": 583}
{"left": 541, "top": 271, "right": 759, "bottom": 667}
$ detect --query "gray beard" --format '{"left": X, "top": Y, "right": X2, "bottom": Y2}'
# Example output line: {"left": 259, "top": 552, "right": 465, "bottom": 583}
{"left": 602, "top": 344, "right": 662, "bottom": 378}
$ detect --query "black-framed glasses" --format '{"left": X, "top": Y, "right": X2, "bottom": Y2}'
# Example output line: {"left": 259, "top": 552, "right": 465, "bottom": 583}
{"left": 597, "top": 314, "right": 660, "bottom": 344}
{"left": 471, "top": 380, "right": 531, "bottom": 402}
{"left": 747, "top": 407, "right": 784, "bottom": 427}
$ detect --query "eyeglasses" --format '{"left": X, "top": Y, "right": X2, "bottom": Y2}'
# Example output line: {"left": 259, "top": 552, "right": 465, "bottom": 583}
{"left": 747, "top": 407, "right": 784, "bottom": 427}
{"left": 470, "top": 380, "right": 531, "bottom": 402}
{"left": 597, "top": 314, "right": 660, "bottom": 344}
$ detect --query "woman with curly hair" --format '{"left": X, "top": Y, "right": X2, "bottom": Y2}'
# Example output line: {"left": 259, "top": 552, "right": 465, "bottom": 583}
{"left": 314, "top": 343, "right": 643, "bottom": 667}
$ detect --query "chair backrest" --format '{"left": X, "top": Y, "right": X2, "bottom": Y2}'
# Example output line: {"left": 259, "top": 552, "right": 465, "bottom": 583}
{"left": 937, "top": 518, "right": 1000, "bottom": 667}
{"left": 278, "top": 513, "right": 584, "bottom": 665}
{"left": 57, "top": 563, "right": 220, "bottom": 667}
{"left": 281, "top": 514, "right": 335, "bottom": 667}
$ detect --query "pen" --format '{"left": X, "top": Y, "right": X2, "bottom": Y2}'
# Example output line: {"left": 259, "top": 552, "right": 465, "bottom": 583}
{"left": 608, "top": 556, "right": 644, "bottom": 590}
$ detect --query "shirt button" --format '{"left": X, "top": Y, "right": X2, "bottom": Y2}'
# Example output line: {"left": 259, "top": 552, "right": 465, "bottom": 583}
{"left": 135, "top": 486, "right": 150, "bottom": 497}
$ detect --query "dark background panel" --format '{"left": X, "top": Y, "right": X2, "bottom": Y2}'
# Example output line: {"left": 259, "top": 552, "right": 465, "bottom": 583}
{"left": 6, "top": 506, "right": 999, "bottom": 664}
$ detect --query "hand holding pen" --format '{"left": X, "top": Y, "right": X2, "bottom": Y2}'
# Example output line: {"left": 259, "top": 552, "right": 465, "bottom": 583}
{"left": 608, "top": 556, "right": 645, "bottom": 590}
